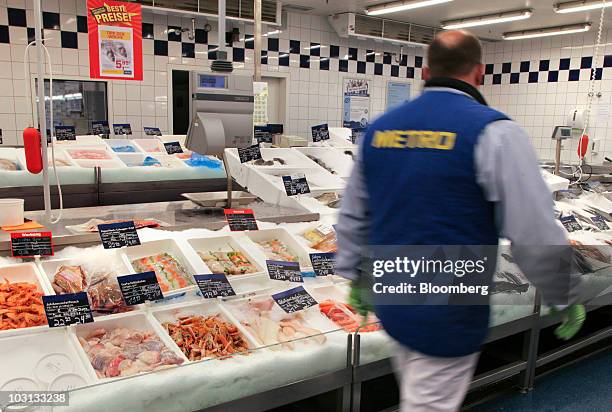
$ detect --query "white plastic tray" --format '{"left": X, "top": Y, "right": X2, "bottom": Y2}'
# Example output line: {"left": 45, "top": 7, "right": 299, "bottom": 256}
{"left": 122, "top": 239, "right": 199, "bottom": 297}
{"left": 240, "top": 228, "right": 314, "bottom": 270}
{"left": 134, "top": 139, "right": 166, "bottom": 154}
{"left": 70, "top": 311, "right": 188, "bottom": 382}
{"left": 294, "top": 147, "right": 354, "bottom": 178}
{"left": 0, "top": 148, "right": 24, "bottom": 171}
{"left": 149, "top": 300, "right": 260, "bottom": 362}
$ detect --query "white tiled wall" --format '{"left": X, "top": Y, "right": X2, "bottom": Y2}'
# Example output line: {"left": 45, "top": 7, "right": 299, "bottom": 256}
{"left": 0, "top": 0, "right": 423, "bottom": 145}
{"left": 482, "top": 30, "right": 612, "bottom": 164}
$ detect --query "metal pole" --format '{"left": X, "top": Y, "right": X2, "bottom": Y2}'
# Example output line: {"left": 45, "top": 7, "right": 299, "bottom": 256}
{"left": 554, "top": 138, "right": 562, "bottom": 176}
{"left": 254, "top": 0, "right": 262, "bottom": 82}
{"left": 33, "top": 0, "right": 51, "bottom": 219}
{"left": 218, "top": 0, "right": 226, "bottom": 54}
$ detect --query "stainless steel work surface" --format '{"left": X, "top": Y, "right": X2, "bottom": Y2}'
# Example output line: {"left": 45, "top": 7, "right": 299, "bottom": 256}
{"left": 0, "top": 193, "right": 318, "bottom": 252}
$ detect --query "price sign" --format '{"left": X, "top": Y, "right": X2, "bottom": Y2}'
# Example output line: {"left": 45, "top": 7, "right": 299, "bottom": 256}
{"left": 43, "top": 292, "right": 94, "bottom": 328}
{"left": 224, "top": 209, "right": 258, "bottom": 231}
{"left": 238, "top": 144, "right": 262, "bottom": 163}
{"left": 10, "top": 232, "right": 54, "bottom": 257}
{"left": 272, "top": 286, "right": 317, "bottom": 314}
{"left": 560, "top": 215, "right": 583, "bottom": 233}
{"left": 267, "top": 124, "right": 284, "bottom": 135}
{"left": 0, "top": 129, "right": 2, "bottom": 144}
{"left": 164, "top": 141, "right": 184, "bottom": 155}
{"left": 91, "top": 120, "right": 110, "bottom": 138}
{"left": 254, "top": 126, "right": 272, "bottom": 143}
{"left": 266, "top": 260, "right": 303, "bottom": 282}
{"left": 310, "top": 252, "right": 335, "bottom": 276}
{"left": 195, "top": 274, "right": 236, "bottom": 299}
{"left": 144, "top": 127, "right": 162, "bottom": 136}
{"left": 117, "top": 272, "right": 164, "bottom": 305}
{"left": 54, "top": 126, "right": 76, "bottom": 141}
{"left": 591, "top": 216, "right": 610, "bottom": 231}
{"left": 113, "top": 123, "right": 132, "bottom": 135}
{"left": 98, "top": 221, "right": 141, "bottom": 249}
{"left": 311, "top": 123, "right": 330, "bottom": 142}
{"left": 282, "top": 173, "right": 310, "bottom": 196}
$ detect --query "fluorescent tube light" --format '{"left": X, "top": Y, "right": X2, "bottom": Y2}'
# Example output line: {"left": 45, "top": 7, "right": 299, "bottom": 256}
{"left": 365, "top": 0, "right": 453, "bottom": 16}
{"left": 442, "top": 9, "right": 532, "bottom": 29}
{"left": 503, "top": 23, "right": 591, "bottom": 40}
{"left": 555, "top": 0, "right": 612, "bottom": 14}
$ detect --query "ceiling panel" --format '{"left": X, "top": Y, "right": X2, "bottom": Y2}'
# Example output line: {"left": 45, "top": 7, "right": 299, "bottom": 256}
{"left": 282, "top": 0, "right": 612, "bottom": 40}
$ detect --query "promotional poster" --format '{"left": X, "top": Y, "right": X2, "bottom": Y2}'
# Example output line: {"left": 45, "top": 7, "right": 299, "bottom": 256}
{"left": 87, "top": 0, "right": 143, "bottom": 80}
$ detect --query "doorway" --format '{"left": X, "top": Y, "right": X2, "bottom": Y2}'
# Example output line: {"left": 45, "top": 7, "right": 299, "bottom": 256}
{"left": 172, "top": 70, "right": 190, "bottom": 134}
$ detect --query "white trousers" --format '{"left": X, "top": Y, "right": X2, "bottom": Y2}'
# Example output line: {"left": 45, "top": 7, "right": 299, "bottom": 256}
{"left": 392, "top": 344, "right": 479, "bottom": 412}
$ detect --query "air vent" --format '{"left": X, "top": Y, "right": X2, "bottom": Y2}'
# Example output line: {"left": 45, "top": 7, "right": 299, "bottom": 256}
{"left": 330, "top": 12, "right": 438, "bottom": 47}
{"left": 283, "top": 4, "right": 315, "bottom": 12}
{"left": 141, "top": 0, "right": 280, "bottom": 25}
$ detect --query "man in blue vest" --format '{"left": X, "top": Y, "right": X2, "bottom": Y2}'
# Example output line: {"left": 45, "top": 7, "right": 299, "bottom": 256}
{"left": 336, "top": 30, "right": 585, "bottom": 411}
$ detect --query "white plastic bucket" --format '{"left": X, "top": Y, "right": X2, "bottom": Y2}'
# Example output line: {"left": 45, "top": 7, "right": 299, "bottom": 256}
{"left": 0, "top": 198, "right": 25, "bottom": 226}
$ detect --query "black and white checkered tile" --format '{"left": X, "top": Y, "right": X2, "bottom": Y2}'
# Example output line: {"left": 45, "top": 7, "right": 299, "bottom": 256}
{"left": 483, "top": 57, "right": 608, "bottom": 85}
{"left": 0, "top": 6, "right": 425, "bottom": 79}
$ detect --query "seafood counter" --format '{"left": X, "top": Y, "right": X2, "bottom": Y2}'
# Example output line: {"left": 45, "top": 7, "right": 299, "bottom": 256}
{"left": 0, "top": 187, "right": 610, "bottom": 410}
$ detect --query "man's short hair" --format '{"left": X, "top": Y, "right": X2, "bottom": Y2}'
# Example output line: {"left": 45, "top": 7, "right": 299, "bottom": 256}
{"left": 427, "top": 31, "right": 482, "bottom": 78}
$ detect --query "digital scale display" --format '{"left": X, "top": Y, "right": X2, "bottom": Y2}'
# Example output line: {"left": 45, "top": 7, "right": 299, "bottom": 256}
{"left": 199, "top": 74, "right": 227, "bottom": 89}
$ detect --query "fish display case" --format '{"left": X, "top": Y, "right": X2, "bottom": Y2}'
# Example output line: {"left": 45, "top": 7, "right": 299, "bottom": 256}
{"left": 0, "top": 138, "right": 227, "bottom": 210}
{"left": 0, "top": 179, "right": 610, "bottom": 411}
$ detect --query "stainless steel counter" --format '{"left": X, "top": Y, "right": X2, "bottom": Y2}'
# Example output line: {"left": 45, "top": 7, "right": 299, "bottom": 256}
{"left": 0, "top": 193, "right": 319, "bottom": 252}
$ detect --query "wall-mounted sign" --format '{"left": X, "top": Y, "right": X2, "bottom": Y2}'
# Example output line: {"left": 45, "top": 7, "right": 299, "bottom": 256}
{"left": 386, "top": 81, "right": 411, "bottom": 110}
{"left": 343, "top": 78, "right": 370, "bottom": 129}
{"left": 87, "top": 0, "right": 143, "bottom": 80}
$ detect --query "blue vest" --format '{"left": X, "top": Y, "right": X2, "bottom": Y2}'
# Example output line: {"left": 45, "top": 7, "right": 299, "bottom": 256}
{"left": 362, "top": 90, "right": 509, "bottom": 357}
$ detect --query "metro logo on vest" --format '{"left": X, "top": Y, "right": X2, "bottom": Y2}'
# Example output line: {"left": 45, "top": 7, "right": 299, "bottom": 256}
{"left": 371, "top": 130, "right": 456, "bottom": 150}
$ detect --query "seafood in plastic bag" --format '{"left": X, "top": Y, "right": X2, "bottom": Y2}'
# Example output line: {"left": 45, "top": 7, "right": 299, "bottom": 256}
{"left": 0, "top": 159, "right": 20, "bottom": 171}
{"left": 52, "top": 265, "right": 87, "bottom": 294}
{"left": 302, "top": 225, "right": 337, "bottom": 253}
{"left": 255, "top": 239, "right": 298, "bottom": 262}
{"left": 78, "top": 327, "right": 184, "bottom": 378}
{"left": 131, "top": 253, "right": 193, "bottom": 292}
{"left": 319, "top": 300, "right": 381, "bottom": 332}
{"left": 197, "top": 248, "right": 258, "bottom": 275}
{"left": 163, "top": 314, "right": 249, "bottom": 361}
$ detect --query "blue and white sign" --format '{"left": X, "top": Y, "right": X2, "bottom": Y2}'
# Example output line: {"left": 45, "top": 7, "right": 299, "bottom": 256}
{"left": 343, "top": 78, "right": 370, "bottom": 129}
{"left": 386, "top": 81, "right": 411, "bottom": 110}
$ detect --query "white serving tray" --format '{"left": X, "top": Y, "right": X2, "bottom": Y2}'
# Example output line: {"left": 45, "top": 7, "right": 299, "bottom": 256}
{"left": 239, "top": 228, "right": 314, "bottom": 270}
{"left": 295, "top": 147, "right": 354, "bottom": 178}
{"left": 149, "top": 299, "right": 260, "bottom": 362}
{"left": 70, "top": 311, "right": 188, "bottom": 382}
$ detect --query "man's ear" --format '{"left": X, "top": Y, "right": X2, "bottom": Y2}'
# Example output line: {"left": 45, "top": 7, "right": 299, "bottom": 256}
{"left": 473, "top": 64, "right": 485, "bottom": 86}
{"left": 423, "top": 67, "right": 431, "bottom": 81}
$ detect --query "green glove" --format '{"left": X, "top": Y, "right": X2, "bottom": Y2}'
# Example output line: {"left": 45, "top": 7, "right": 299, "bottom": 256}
{"left": 349, "top": 282, "right": 373, "bottom": 318}
{"left": 552, "top": 304, "right": 586, "bottom": 341}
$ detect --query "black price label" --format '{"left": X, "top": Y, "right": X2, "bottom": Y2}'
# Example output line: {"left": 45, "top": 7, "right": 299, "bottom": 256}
{"left": 267, "top": 124, "right": 284, "bottom": 135}
{"left": 266, "top": 260, "right": 303, "bottom": 282}
{"left": 144, "top": 127, "right": 162, "bottom": 136}
{"left": 238, "top": 144, "right": 262, "bottom": 163}
{"left": 282, "top": 173, "right": 310, "bottom": 196}
{"left": 195, "top": 274, "right": 236, "bottom": 299}
{"left": 91, "top": 120, "right": 110, "bottom": 138}
{"left": 117, "top": 272, "right": 164, "bottom": 305}
{"left": 591, "top": 216, "right": 610, "bottom": 230}
{"left": 224, "top": 209, "right": 258, "bottom": 231}
{"left": 310, "top": 252, "right": 335, "bottom": 276}
{"left": 254, "top": 126, "right": 272, "bottom": 143}
{"left": 560, "top": 215, "right": 583, "bottom": 233}
{"left": 113, "top": 123, "right": 132, "bottom": 135}
{"left": 164, "top": 141, "right": 184, "bottom": 155}
{"left": 311, "top": 123, "right": 330, "bottom": 142}
{"left": 98, "top": 221, "right": 141, "bottom": 249}
{"left": 351, "top": 127, "right": 366, "bottom": 145}
{"left": 0, "top": 128, "right": 2, "bottom": 144}
{"left": 43, "top": 292, "right": 94, "bottom": 328}
{"left": 10, "top": 232, "right": 54, "bottom": 257}
{"left": 54, "top": 126, "right": 76, "bottom": 141}
{"left": 272, "top": 286, "right": 317, "bottom": 313}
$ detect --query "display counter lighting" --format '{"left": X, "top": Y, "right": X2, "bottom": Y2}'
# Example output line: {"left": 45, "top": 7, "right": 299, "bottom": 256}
{"left": 441, "top": 9, "right": 532, "bottom": 30}
{"left": 555, "top": 0, "right": 612, "bottom": 14}
{"left": 503, "top": 22, "right": 591, "bottom": 40}
{"left": 365, "top": 0, "right": 453, "bottom": 16}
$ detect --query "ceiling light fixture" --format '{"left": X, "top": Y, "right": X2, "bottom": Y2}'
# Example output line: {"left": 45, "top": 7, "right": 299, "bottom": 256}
{"left": 441, "top": 9, "right": 532, "bottom": 29}
{"left": 365, "top": 0, "right": 453, "bottom": 17}
{"left": 554, "top": 0, "right": 612, "bottom": 14}
{"left": 503, "top": 22, "right": 591, "bottom": 40}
